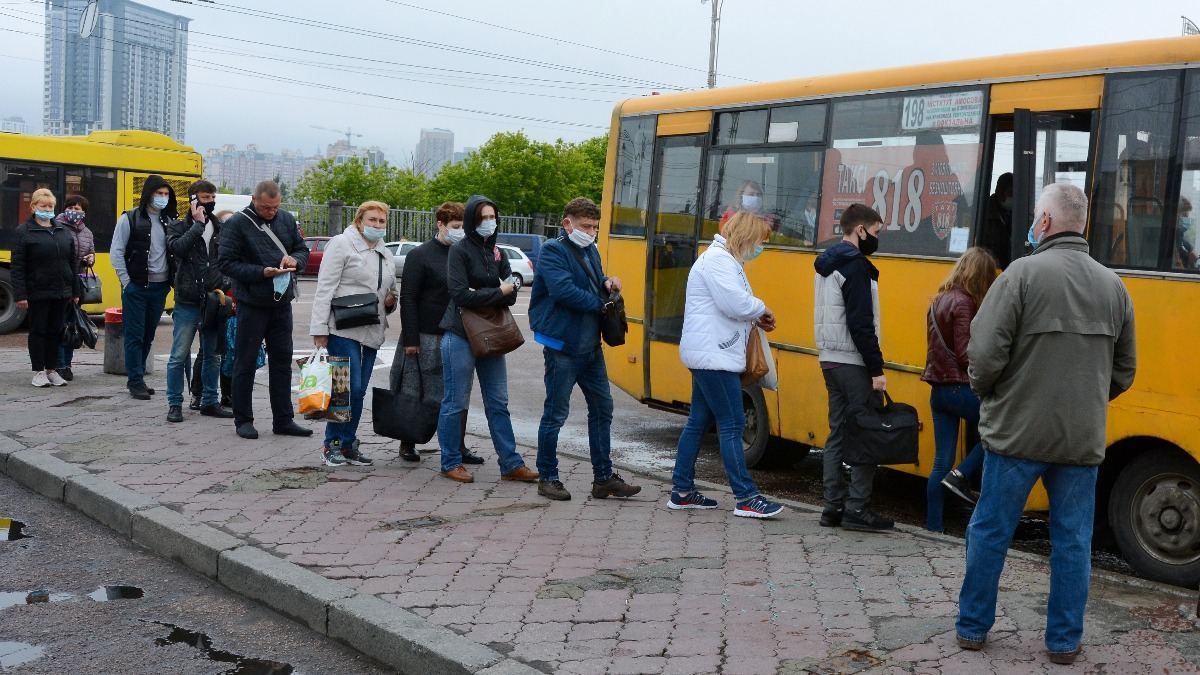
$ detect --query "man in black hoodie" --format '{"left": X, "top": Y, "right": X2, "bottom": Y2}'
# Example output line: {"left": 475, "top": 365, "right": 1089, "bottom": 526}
{"left": 110, "top": 175, "right": 176, "bottom": 400}
{"left": 812, "top": 203, "right": 893, "bottom": 533}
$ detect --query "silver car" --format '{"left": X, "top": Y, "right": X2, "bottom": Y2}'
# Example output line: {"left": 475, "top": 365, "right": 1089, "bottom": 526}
{"left": 384, "top": 241, "right": 420, "bottom": 277}
{"left": 497, "top": 244, "right": 536, "bottom": 290}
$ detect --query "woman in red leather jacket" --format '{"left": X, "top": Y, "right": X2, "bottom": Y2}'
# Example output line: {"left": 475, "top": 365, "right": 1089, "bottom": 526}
{"left": 921, "top": 247, "right": 999, "bottom": 532}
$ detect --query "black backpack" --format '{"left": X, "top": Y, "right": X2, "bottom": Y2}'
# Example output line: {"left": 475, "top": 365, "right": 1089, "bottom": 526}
{"left": 845, "top": 391, "right": 919, "bottom": 466}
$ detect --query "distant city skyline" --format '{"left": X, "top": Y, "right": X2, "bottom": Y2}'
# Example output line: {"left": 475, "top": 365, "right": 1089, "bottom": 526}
{"left": 415, "top": 128, "right": 454, "bottom": 179}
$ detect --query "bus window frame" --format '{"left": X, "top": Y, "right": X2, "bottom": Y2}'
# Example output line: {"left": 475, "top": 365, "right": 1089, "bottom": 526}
{"left": 610, "top": 114, "right": 658, "bottom": 240}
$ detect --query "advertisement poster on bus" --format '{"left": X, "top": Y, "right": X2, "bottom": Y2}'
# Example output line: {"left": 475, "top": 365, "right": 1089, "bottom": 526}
{"left": 817, "top": 140, "right": 982, "bottom": 257}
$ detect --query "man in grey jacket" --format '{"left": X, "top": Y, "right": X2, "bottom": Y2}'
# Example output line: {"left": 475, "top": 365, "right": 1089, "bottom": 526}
{"left": 955, "top": 183, "right": 1136, "bottom": 666}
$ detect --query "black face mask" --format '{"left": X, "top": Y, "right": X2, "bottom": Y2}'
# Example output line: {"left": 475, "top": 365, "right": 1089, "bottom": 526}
{"left": 859, "top": 229, "right": 879, "bottom": 256}
{"left": 201, "top": 201, "right": 216, "bottom": 222}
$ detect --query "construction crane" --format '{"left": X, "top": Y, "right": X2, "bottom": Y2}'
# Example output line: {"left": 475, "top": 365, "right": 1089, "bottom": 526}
{"left": 310, "top": 126, "right": 364, "bottom": 147}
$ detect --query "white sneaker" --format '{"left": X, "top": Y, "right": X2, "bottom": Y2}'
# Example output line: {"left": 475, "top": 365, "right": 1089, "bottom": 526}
{"left": 32, "top": 371, "right": 50, "bottom": 387}
{"left": 45, "top": 370, "right": 67, "bottom": 387}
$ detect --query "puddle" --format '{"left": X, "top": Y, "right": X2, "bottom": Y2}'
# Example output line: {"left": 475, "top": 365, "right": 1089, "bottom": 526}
{"left": 0, "top": 518, "right": 29, "bottom": 541}
{"left": 0, "top": 590, "right": 73, "bottom": 610}
{"left": 88, "top": 585, "right": 144, "bottom": 602}
{"left": 145, "top": 620, "right": 293, "bottom": 674}
{"left": 0, "top": 641, "right": 46, "bottom": 669}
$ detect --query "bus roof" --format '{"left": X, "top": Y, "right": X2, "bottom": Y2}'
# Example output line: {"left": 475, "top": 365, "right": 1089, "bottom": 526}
{"left": 619, "top": 35, "right": 1200, "bottom": 116}
{"left": 0, "top": 129, "right": 202, "bottom": 175}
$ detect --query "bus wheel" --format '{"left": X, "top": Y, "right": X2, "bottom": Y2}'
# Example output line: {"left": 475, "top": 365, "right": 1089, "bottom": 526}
{"left": 1108, "top": 451, "right": 1200, "bottom": 587}
{"left": 0, "top": 268, "right": 26, "bottom": 335}
{"left": 741, "top": 385, "right": 770, "bottom": 468}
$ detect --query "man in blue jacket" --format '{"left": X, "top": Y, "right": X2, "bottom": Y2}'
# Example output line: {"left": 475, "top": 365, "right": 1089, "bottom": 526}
{"left": 529, "top": 198, "right": 641, "bottom": 502}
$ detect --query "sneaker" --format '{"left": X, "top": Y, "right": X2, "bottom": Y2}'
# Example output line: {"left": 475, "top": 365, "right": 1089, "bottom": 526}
{"left": 820, "top": 506, "right": 844, "bottom": 527}
{"left": 538, "top": 480, "right": 571, "bottom": 501}
{"left": 31, "top": 371, "right": 50, "bottom": 388}
{"left": 941, "top": 469, "right": 978, "bottom": 505}
{"left": 189, "top": 396, "right": 202, "bottom": 411}
{"left": 341, "top": 440, "right": 373, "bottom": 466}
{"left": 842, "top": 509, "right": 895, "bottom": 532}
{"left": 592, "top": 474, "right": 642, "bottom": 499}
{"left": 45, "top": 370, "right": 67, "bottom": 387}
{"left": 167, "top": 405, "right": 183, "bottom": 423}
{"left": 57, "top": 367, "right": 73, "bottom": 382}
{"left": 734, "top": 495, "right": 785, "bottom": 519}
{"left": 667, "top": 491, "right": 718, "bottom": 510}
{"left": 322, "top": 445, "right": 349, "bottom": 467}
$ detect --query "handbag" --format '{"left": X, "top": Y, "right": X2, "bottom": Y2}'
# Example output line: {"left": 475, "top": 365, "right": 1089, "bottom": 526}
{"left": 566, "top": 241, "right": 628, "bottom": 347}
{"left": 79, "top": 266, "right": 103, "bottom": 304}
{"left": 372, "top": 353, "right": 439, "bottom": 443}
{"left": 330, "top": 255, "right": 383, "bottom": 330}
{"left": 741, "top": 326, "right": 777, "bottom": 390}
{"left": 459, "top": 304, "right": 524, "bottom": 358}
{"left": 201, "top": 289, "right": 231, "bottom": 330}
{"left": 845, "top": 391, "right": 920, "bottom": 466}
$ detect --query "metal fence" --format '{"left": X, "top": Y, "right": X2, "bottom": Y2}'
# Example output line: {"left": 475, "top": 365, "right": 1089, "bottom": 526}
{"left": 285, "top": 201, "right": 553, "bottom": 242}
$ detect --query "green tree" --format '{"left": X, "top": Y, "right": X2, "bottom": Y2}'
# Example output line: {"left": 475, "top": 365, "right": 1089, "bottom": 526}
{"left": 294, "top": 158, "right": 427, "bottom": 208}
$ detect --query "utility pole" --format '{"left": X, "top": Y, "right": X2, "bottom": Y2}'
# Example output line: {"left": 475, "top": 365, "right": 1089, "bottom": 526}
{"left": 704, "top": 0, "right": 723, "bottom": 88}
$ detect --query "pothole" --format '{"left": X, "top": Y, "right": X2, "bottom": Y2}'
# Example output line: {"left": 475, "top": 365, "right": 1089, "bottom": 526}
{"left": 145, "top": 620, "right": 293, "bottom": 674}
{"left": 0, "top": 518, "right": 29, "bottom": 541}
{"left": 50, "top": 395, "right": 113, "bottom": 407}
{"left": 378, "top": 502, "right": 548, "bottom": 532}
{"left": 203, "top": 467, "right": 329, "bottom": 494}
{"left": 0, "top": 641, "right": 46, "bottom": 669}
{"left": 536, "top": 557, "right": 723, "bottom": 599}
{"left": 89, "top": 585, "right": 145, "bottom": 602}
{"left": 780, "top": 646, "right": 885, "bottom": 675}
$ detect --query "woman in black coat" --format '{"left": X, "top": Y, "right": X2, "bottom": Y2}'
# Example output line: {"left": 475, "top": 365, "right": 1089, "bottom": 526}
{"left": 12, "top": 188, "right": 79, "bottom": 387}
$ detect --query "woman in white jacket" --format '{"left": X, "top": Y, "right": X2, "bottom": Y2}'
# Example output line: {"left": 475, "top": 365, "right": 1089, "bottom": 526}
{"left": 311, "top": 201, "right": 397, "bottom": 467}
{"left": 669, "top": 211, "right": 784, "bottom": 519}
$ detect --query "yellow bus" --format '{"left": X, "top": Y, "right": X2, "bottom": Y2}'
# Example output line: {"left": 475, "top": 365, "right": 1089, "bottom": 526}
{"left": 0, "top": 130, "right": 202, "bottom": 333}
{"left": 599, "top": 36, "right": 1200, "bottom": 586}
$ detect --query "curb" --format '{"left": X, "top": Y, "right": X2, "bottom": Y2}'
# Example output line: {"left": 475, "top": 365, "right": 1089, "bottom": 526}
{"left": 1, "top": 445, "right": 542, "bottom": 675}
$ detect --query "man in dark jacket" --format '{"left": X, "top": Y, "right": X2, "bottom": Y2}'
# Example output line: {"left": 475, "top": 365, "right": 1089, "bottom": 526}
{"left": 812, "top": 203, "right": 893, "bottom": 532}
{"left": 110, "top": 175, "right": 176, "bottom": 400}
{"left": 164, "top": 180, "right": 233, "bottom": 423}
{"left": 218, "top": 180, "right": 311, "bottom": 440}
{"left": 528, "top": 198, "right": 640, "bottom": 502}
{"left": 391, "top": 202, "right": 482, "bottom": 463}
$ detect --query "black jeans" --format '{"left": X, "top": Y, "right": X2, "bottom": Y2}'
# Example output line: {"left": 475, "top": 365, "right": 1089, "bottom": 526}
{"left": 821, "top": 364, "right": 878, "bottom": 513}
{"left": 231, "top": 302, "right": 294, "bottom": 427}
{"left": 27, "top": 298, "right": 69, "bottom": 372}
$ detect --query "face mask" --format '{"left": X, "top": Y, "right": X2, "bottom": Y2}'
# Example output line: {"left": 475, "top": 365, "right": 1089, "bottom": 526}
{"left": 568, "top": 228, "right": 595, "bottom": 248}
{"left": 446, "top": 227, "right": 466, "bottom": 244}
{"left": 1001, "top": 197, "right": 1013, "bottom": 210}
{"left": 201, "top": 201, "right": 216, "bottom": 221}
{"left": 744, "top": 244, "right": 764, "bottom": 262}
{"left": 151, "top": 195, "right": 169, "bottom": 210}
{"left": 1181, "top": 216, "right": 1194, "bottom": 231}
{"left": 859, "top": 229, "right": 879, "bottom": 256}
{"left": 741, "top": 194, "right": 762, "bottom": 211}
{"left": 362, "top": 226, "right": 386, "bottom": 242}
{"left": 272, "top": 271, "right": 291, "bottom": 301}
{"left": 63, "top": 210, "right": 85, "bottom": 225}
{"left": 476, "top": 218, "right": 497, "bottom": 238}
{"left": 34, "top": 210, "right": 55, "bottom": 222}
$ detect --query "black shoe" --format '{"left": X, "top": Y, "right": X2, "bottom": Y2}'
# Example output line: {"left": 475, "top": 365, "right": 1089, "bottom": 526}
{"left": 820, "top": 506, "right": 844, "bottom": 527}
{"left": 591, "top": 474, "right": 642, "bottom": 499}
{"left": 200, "top": 405, "right": 234, "bottom": 419}
{"left": 128, "top": 383, "right": 151, "bottom": 400}
{"left": 399, "top": 445, "right": 421, "bottom": 462}
{"left": 941, "top": 469, "right": 978, "bottom": 505}
{"left": 460, "top": 448, "right": 485, "bottom": 465}
{"left": 189, "top": 396, "right": 202, "bottom": 411}
{"left": 167, "top": 405, "right": 183, "bottom": 423}
{"left": 146, "top": 386, "right": 155, "bottom": 395}
{"left": 273, "top": 420, "right": 313, "bottom": 437}
{"left": 538, "top": 480, "right": 572, "bottom": 501}
{"left": 57, "top": 368, "right": 73, "bottom": 382}
{"left": 341, "top": 441, "right": 373, "bottom": 466}
{"left": 236, "top": 423, "right": 259, "bottom": 439}
{"left": 220, "top": 396, "right": 232, "bottom": 408}
{"left": 842, "top": 509, "right": 894, "bottom": 532}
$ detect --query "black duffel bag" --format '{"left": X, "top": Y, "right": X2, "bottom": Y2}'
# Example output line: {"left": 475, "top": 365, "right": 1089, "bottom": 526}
{"left": 372, "top": 353, "right": 439, "bottom": 444}
{"left": 844, "top": 391, "right": 919, "bottom": 466}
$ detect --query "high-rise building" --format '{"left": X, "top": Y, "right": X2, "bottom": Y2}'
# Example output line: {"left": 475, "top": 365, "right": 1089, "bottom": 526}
{"left": 44, "top": 0, "right": 189, "bottom": 141}
{"left": 326, "top": 140, "right": 386, "bottom": 168}
{"left": 415, "top": 128, "right": 454, "bottom": 178}
{"left": 452, "top": 146, "right": 476, "bottom": 164}
{"left": 1, "top": 117, "right": 28, "bottom": 134}
{"left": 205, "top": 144, "right": 321, "bottom": 195}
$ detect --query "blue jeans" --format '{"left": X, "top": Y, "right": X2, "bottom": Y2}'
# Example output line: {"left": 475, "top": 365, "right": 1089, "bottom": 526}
{"left": 323, "top": 334, "right": 377, "bottom": 450}
{"left": 671, "top": 369, "right": 759, "bottom": 503}
{"left": 166, "top": 302, "right": 220, "bottom": 407}
{"left": 121, "top": 281, "right": 169, "bottom": 387}
{"left": 437, "top": 331, "right": 524, "bottom": 474}
{"left": 957, "top": 450, "right": 1098, "bottom": 654}
{"left": 927, "top": 383, "right": 986, "bottom": 532}
{"left": 536, "top": 347, "right": 614, "bottom": 483}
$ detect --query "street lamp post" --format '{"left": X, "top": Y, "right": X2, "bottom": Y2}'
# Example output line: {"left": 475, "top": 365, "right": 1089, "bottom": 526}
{"left": 702, "top": 0, "right": 724, "bottom": 88}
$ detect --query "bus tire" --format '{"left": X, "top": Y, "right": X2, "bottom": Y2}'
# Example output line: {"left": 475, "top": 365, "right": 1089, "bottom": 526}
{"left": 1108, "top": 450, "right": 1200, "bottom": 587}
{"left": 741, "top": 384, "right": 771, "bottom": 468}
{"left": 0, "top": 267, "right": 26, "bottom": 335}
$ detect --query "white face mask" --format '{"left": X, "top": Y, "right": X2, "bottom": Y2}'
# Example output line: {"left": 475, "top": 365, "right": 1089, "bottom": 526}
{"left": 741, "top": 194, "right": 762, "bottom": 211}
{"left": 446, "top": 227, "right": 466, "bottom": 244}
{"left": 568, "top": 228, "right": 595, "bottom": 248}
{"left": 476, "top": 218, "right": 497, "bottom": 238}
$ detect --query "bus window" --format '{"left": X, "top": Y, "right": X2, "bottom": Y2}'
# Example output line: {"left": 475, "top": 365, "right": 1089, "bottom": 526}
{"left": 0, "top": 162, "right": 61, "bottom": 251}
{"left": 821, "top": 89, "right": 985, "bottom": 257}
{"left": 1092, "top": 72, "right": 1179, "bottom": 269}
{"left": 768, "top": 103, "right": 826, "bottom": 144}
{"left": 1173, "top": 71, "right": 1200, "bottom": 273}
{"left": 702, "top": 148, "right": 823, "bottom": 246}
{"left": 715, "top": 109, "right": 768, "bottom": 145}
{"left": 648, "top": 135, "right": 704, "bottom": 342}
{"left": 65, "top": 168, "right": 117, "bottom": 253}
{"left": 613, "top": 115, "right": 656, "bottom": 237}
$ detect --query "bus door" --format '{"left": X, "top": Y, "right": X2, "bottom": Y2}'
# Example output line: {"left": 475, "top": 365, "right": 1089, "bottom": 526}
{"left": 644, "top": 133, "right": 705, "bottom": 405}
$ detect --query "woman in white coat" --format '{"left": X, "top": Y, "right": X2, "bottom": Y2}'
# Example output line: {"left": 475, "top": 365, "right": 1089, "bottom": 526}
{"left": 311, "top": 201, "right": 397, "bottom": 467}
{"left": 669, "top": 211, "right": 784, "bottom": 519}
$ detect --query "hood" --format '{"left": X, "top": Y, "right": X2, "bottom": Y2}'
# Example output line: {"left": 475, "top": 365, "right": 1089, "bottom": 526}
{"left": 814, "top": 240, "right": 866, "bottom": 278}
{"left": 139, "top": 174, "right": 177, "bottom": 218}
{"left": 462, "top": 194, "right": 498, "bottom": 246}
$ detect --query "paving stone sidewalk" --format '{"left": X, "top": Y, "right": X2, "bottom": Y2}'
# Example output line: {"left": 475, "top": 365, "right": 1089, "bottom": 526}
{"left": 3, "top": 349, "right": 1200, "bottom": 674}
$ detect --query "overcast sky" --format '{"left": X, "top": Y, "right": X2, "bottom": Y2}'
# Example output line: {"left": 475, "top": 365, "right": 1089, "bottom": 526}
{"left": 0, "top": 0, "right": 1196, "bottom": 164}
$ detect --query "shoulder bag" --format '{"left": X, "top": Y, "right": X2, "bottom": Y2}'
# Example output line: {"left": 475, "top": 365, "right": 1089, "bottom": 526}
{"left": 459, "top": 304, "right": 524, "bottom": 358}
{"left": 845, "top": 391, "right": 920, "bottom": 466}
{"left": 331, "top": 253, "right": 382, "bottom": 330}
{"left": 79, "top": 265, "right": 103, "bottom": 304}
{"left": 566, "top": 242, "right": 628, "bottom": 347}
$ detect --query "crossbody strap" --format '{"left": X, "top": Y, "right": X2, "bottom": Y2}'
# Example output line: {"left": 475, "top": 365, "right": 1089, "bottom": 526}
{"left": 928, "top": 297, "right": 954, "bottom": 357}
{"left": 241, "top": 209, "right": 290, "bottom": 258}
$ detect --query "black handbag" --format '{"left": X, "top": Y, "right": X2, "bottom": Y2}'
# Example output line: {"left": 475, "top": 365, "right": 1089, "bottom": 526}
{"left": 566, "top": 241, "right": 628, "bottom": 347}
{"left": 79, "top": 266, "right": 103, "bottom": 305}
{"left": 845, "top": 391, "right": 919, "bottom": 466}
{"left": 372, "top": 353, "right": 439, "bottom": 443}
{"left": 330, "top": 254, "right": 382, "bottom": 330}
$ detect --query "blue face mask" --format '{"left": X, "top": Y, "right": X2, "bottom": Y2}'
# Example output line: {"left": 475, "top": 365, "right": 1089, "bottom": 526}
{"left": 1181, "top": 216, "right": 1194, "bottom": 231}
{"left": 476, "top": 219, "right": 497, "bottom": 238}
{"left": 744, "top": 244, "right": 764, "bottom": 261}
{"left": 272, "top": 271, "right": 291, "bottom": 301}
{"left": 362, "top": 226, "right": 386, "bottom": 242}
{"left": 151, "top": 195, "right": 170, "bottom": 210}
{"left": 34, "top": 210, "right": 55, "bottom": 221}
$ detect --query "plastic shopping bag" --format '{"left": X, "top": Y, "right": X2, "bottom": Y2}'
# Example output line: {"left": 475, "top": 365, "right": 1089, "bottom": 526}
{"left": 297, "top": 348, "right": 332, "bottom": 417}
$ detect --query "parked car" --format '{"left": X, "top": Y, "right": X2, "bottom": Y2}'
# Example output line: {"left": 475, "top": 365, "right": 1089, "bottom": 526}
{"left": 302, "top": 236, "right": 331, "bottom": 275}
{"left": 497, "top": 244, "right": 536, "bottom": 290}
{"left": 384, "top": 241, "right": 420, "bottom": 277}
{"left": 496, "top": 233, "right": 547, "bottom": 267}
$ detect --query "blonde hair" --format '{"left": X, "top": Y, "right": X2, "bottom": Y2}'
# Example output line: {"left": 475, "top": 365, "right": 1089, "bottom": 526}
{"left": 30, "top": 188, "right": 56, "bottom": 210}
{"left": 938, "top": 246, "right": 999, "bottom": 306}
{"left": 722, "top": 211, "right": 770, "bottom": 260}
{"left": 353, "top": 201, "right": 390, "bottom": 228}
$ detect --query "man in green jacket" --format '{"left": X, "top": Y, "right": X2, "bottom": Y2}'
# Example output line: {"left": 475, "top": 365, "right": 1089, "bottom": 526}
{"left": 955, "top": 183, "right": 1136, "bottom": 665}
